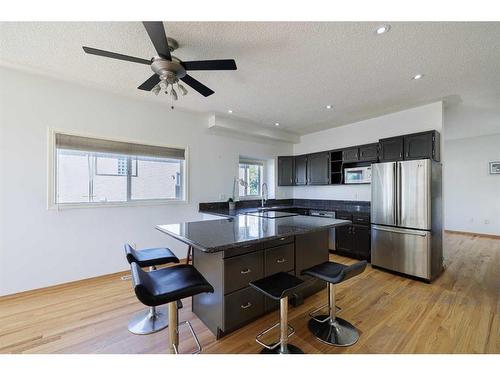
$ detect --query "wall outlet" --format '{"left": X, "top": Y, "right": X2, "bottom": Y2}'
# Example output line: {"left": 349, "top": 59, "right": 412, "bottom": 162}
{"left": 219, "top": 194, "right": 227, "bottom": 200}
{"left": 484, "top": 219, "right": 490, "bottom": 224}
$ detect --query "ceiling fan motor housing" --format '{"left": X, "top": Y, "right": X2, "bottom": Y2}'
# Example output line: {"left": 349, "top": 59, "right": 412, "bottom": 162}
{"left": 151, "top": 56, "right": 186, "bottom": 83}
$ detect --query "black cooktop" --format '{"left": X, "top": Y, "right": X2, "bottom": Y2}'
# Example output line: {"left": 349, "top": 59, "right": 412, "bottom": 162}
{"left": 245, "top": 210, "right": 299, "bottom": 219}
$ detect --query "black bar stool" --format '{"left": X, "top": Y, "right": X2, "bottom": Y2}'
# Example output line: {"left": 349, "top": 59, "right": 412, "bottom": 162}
{"left": 124, "top": 244, "right": 179, "bottom": 335}
{"left": 130, "top": 262, "right": 213, "bottom": 354}
{"left": 301, "top": 260, "right": 367, "bottom": 347}
{"left": 249, "top": 272, "right": 306, "bottom": 354}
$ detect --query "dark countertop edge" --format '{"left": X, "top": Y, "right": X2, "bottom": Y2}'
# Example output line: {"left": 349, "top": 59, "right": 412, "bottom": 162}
{"left": 156, "top": 219, "right": 351, "bottom": 253}
{"left": 199, "top": 205, "right": 369, "bottom": 219}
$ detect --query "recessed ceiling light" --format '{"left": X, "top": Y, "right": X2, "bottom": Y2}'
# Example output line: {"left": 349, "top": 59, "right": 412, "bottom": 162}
{"left": 326, "top": 105, "right": 333, "bottom": 109}
{"left": 227, "top": 109, "right": 233, "bottom": 114}
{"left": 412, "top": 74, "right": 424, "bottom": 80}
{"left": 274, "top": 122, "right": 280, "bottom": 127}
{"left": 375, "top": 24, "right": 391, "bottom": 35}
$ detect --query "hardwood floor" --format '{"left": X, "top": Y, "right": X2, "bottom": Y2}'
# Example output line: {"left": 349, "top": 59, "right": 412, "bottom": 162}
{"left": 0, "top": 232, "right": 498, "bottom": 354}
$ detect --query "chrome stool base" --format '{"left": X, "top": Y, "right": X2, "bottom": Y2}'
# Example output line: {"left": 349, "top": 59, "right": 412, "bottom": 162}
{"left": 308, "top": 315, "right": 359, "bottom": 347}
{"left": 128, "top": 306, "right": 168, "bottom": 335}
{"left": 260, "top": 344, "right": 304, "bottom": 354}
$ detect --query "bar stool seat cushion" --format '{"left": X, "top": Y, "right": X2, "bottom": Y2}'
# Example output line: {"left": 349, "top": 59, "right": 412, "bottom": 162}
{"left": 131, "top": 263, "right": 214, "bottom": 307}
{"left": 301, "top": 261, "right": 367, "bottom": 285}
{"left": 249, "top": 272, "right": 305, "bottom": 300}
{"left": 125, "top": 244, "right": 179, "bottom": 267}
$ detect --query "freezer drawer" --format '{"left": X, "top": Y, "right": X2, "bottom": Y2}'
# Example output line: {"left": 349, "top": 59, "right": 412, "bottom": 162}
{"left": 371, "top": 225, "right": 431, "bottom": 280}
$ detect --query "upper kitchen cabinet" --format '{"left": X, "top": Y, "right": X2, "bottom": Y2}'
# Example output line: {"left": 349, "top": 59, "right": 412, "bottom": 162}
{"left": 358, "top": 143, "right": 379, "bottom": 162}
{"left": 294, "top": 155, "right": 308, "bottom": 185}
{"left": 342, "top": 147, "right": 359, "bottom": 162}
{"left": 378, "top": 136, "right": 404, "bottom": 162}
{"left": 307, "top": 152, "right": 330, "bottom": 185}
{"left": 277, "top": 156, "right": 295, "bottom": 186}
{"left": 379, "top": 130, "right": 441, "bottom": 163}
{"left": 404, "top": 131, "right": 440, "bottom": 162}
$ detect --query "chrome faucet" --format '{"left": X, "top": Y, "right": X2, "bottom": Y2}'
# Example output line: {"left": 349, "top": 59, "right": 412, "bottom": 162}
{"left": 261, "top": 182, "right": 268, "bottom": 208}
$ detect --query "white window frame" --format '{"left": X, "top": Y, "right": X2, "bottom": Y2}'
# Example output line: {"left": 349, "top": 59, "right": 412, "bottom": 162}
{"left": 238, "top": 158, "right": 265, "bottom": 200}
{"left": 47, "top": 128, "right": 189, "bottom": 210}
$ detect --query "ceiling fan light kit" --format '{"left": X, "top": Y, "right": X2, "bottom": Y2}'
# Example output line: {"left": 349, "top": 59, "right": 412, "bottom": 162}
{"left": 82, "top": 21, "right": 237, "bottom": 102}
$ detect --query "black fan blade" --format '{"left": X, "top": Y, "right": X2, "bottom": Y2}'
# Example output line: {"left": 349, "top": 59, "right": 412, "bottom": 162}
{"left": 180, "top": 75, "right": 214, "bottom": 97}
{"left": 137, "top": 74, "right": 161, "bottom": 91}
{"left": 142, "top": 21, "right": 171, "bottom": 60}
{"left": 182, "top": 59, "right": 237, "bottom": 71}
{"left": 82, "top": 46, "right": 151, "bottom": 65}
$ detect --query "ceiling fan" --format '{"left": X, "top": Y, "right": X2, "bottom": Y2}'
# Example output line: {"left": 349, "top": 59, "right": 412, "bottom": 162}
{"left": 82, "top": 21, "right": 237, "bottom": 99}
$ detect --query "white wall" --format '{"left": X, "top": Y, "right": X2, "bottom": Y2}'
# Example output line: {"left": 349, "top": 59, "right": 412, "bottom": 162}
{"left": 0, "top": 67, "right": 293, "bottom": 296}
{"left": 291, "top": 102, "right": 444, "bottom": 201}
{"left": 444, "top": 134, "right": 500, "bottom": 236}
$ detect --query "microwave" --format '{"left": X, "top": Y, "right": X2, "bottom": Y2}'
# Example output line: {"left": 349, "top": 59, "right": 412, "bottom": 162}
{"left": 344, "top": 166, "right": 372, "bottom": 184}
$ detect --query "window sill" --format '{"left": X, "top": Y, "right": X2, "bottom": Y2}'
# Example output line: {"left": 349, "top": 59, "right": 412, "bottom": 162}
{"left": 48, "top": 199, "right": 189, "bottom": 210}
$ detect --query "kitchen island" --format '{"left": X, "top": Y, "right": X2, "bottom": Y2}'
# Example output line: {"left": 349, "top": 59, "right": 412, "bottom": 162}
{"left": 156, "top": 214, "right": 350, "bottom": 338}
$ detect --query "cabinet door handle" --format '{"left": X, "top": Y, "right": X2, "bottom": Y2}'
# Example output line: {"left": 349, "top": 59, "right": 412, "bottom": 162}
{"left": 240, "top": 302, "right": 252, "bottom": 309}
{"left": 276, "top": 258, "right": 287, "bottom": 264}
{"left": 240, "top": 268, "right": 251, "bottom": 275}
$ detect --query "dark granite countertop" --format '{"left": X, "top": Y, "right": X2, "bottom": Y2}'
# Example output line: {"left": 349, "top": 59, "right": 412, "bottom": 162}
{"left": 156, "top": 215, "right": 351, "bottom": 253}
{"left": 199, "top": 199, "right": 370, "bottom": 218}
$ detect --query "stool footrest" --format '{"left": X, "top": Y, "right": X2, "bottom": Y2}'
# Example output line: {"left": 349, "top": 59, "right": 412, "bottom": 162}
{"left": 309, "top": 303, "right": 342, "bottom": 323}
{"left": 255, "top": 322, "right": 295, "bottom": 350}
{"left": 171, "top": 320, "right": 202, "bottom": 354}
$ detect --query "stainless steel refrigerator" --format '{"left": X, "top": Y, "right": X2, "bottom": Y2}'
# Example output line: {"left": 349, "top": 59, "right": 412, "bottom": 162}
{"left": 371, "top": 159, "right": 443, "bottom": 281}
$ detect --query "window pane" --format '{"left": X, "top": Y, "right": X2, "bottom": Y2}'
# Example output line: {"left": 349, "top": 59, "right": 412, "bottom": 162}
{"left": 56, "top": 150, "right": 90, "bottom": 204}
{"left": 92, "top": 175, "right": 127, "bottom": 202}
{"left": 239, "top": 165, "right": 246, "bottom": 197}
{"left": 95, "top": 155, "right": 128, "bottom": 176}
{"left": 131, "top": 157, "right": 183, "bottom": 200}
{"left": 247, "top": 164, "right": 261, "bottom": 195}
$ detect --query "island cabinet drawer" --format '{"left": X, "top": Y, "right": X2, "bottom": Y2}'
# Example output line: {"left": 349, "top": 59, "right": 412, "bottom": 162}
{"left": 224, "top": 251, "right": 264, "bottom": 294}
{"left": 264, "top": 243, "right": 295, "bottom": 275}
{"left": 223, "top": 242, "right": 263, "bottom": 258}
{"left": 224, "top": 286, "right": 264, "bottom": 331}
{"left": 265, "top": 235, "right": 294, "bottom": 249}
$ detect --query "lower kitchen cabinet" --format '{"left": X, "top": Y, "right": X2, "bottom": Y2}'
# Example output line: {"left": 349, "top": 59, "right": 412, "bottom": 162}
{"left": 193, "top": 231, "right": 329, "bottom": 338}
{"left": 335, "top": 212, "right": 371, "bottom": 261}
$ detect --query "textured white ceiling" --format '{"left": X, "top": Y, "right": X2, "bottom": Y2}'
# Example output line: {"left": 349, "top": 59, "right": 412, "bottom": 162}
{"left": 1, "top": 22, "right": 500, "bottom": 135}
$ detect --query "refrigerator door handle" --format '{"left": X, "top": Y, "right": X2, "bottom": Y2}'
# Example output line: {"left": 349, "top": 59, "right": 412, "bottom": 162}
{"left": 372, "top": 225, "right": 428, "bottom": 237}
{"left": 397, "top": 162, "right": 402, "bottom": 226}
{"left": 394, "top": 162, "right": 398, "bottom": 226}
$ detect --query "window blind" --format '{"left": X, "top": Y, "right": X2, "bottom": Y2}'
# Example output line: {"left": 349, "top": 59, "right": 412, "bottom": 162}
{"left": 55, "top": 133, "right": 185, "bottom": 160}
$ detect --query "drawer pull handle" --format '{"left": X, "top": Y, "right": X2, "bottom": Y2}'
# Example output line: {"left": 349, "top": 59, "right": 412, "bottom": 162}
{"left": 276, "top": 258, "right": 287, "bottom": 264}
{"left": 241, "top": 302, "right": 252, "bottom": 309}
{"left": 240, "top": 268, "right": 251, "bottom": 275}
{"left": 242, "top": 244, "right": 252, "bottom": 248}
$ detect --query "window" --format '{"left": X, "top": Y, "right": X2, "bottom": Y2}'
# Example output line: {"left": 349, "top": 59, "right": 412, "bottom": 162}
{"left": 239, "top": 159, "right": 264, "bottom": 197}
{"left": 53, "top": 133, "right": 186, "bottom": 206}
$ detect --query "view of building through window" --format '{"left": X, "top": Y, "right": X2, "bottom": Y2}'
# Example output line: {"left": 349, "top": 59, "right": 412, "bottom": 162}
{"left": 56, "top": 149, "right": 184, "bottom": 204}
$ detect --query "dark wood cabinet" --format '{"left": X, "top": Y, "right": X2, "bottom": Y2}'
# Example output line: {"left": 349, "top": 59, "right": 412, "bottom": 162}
{"left": 379, "top": 136, "right": 404, "bottom": 162}
{"left": 294, "top": 155, "right": 308, "bottom": 185}
{"left": 359, "top": 143, "right": 379, "bottom": 162}
{"left": 404, "top": 131, "right": 440, "bottom": 162}
{"left": 277, "top": 156, "right": 294, "bottom": 186}
{"left": 307, "top": 152, "right": 330, "bottom": 185}
{"left": 335, "top": 225, "right": 353, "bottom": 252}
{"left": 193, "top": 232, "right": 329, "bottom": 337}
{"left": 352, "top": 224, "right": 371, "bottom": 259}
{"left": 335, "top": 212, "right": 371, "bottom": 261}
{"left": 277, "top": 130, "right": 440, "bottom": 184}
{"left": 342, "top": 147, "right": 359, "bottom": 162}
